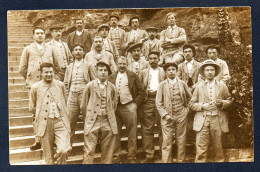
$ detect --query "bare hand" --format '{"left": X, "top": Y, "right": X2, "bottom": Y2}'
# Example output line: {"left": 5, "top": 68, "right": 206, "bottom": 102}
{"left": 165, "top": 114, "right": 172, "bottom": 123}
{"left": 215, "top": 99, "right": 223, "bottom": 107}
{"left": 202, "top": 102, "right": 217, "bottom": 111}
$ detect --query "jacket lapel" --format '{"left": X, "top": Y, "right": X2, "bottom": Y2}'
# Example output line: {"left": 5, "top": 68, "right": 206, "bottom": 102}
{"left": 109, "top": 72, "right": 118, "bottom": 85}
{"left": 202, "top": 82, "right": 210, "bottom": 100}
{"left": 158, "top": 67, "right": 165, "bottom": 82}
{"left": 82, "top": 30, "right": 87, "bottom": 44}
{"left": 189, "top": 60, "right": 197, "bottom": 77}
{"left": 68, "top": 63, "right": 74, "bottom": 89}
{"left": 127, "top": 71, "right": 134, "bottom": 89}
{"left": 164, "top": 81, "right": 171, "bottom": 99}
{"left": 215, "top": 80, "right": 221, "bottom": 99}
{"left": 94, "top": 80, "right": 101, "bottom": 98}
{"left": 33, "top": 42, "right": 42, "bottom": 56}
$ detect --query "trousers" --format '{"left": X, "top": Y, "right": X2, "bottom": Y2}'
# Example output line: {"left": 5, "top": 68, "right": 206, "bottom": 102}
{"left": 161, "top": 107, "right": 188, "bottom": 163}
{"left": 83, "top": 115, "right": 117, "bottom": 164}
{"left": 67, "top": 90, "right": 83, "bottom": 146}
{"left": 141, "top": 96, "right": 162, "bottom": 158}
{"left": 195, "top": 115, "right": 225, "bottom": 162}
{"left": 114, "top": 102, "right": 138, "bottom": 160}
{"left": 41, "top": 117, "right": 71, "bottom": 164}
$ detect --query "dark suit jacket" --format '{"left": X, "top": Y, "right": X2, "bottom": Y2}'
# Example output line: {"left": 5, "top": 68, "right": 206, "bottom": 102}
{"left": 67, "top": 29, "right": 92, "bottom": 53}
{"left": 108, "top": 70, "right": 146, "bottom": 107}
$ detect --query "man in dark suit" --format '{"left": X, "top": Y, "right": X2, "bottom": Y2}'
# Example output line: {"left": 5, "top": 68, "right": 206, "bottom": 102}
{"left": 67, "top": 18, "right": 92, "bottom": 53}
{"left": 108, "top": 56, "right": 146, "bottom": 163}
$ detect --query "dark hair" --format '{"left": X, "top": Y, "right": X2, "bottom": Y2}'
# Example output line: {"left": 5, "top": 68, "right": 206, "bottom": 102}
{"left": 33, "top": 27, "right": 45, "bottom": 34}
{"left": 129, "top": 16, "right": 139, "bottom": 26}
{"left": 205, "top": 45, "right": 220, "bottom": 54}
{"left": 96, "top": 62, "right": 111, "bottom": 75}
{"left": 40, "top": 63, "right": 53, "bottom": 72}
{"left": 71, "top": 43, "right": 85, "bottom": 51}
{"left": 148, "top": 51, "right": 160, "bottom": 58}
{"left": 183, "top": 44, "right": 196, "bottom": 56}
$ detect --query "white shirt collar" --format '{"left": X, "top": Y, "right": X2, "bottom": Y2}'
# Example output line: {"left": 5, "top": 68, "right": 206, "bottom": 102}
{"left": 97, "top": 79, "right": 108, "bottom": 86}
{"left": 167, "top": 77, "right": 177, "bottom": 85}
{"left": 185, "top": 59, "right": 194, "bottom": 64}
{"left": 76, "top": 30, "right": 83, "bottom": 36}
{"left": 205, "top": 78, "right": 216, "bottom": 86}
{"left": 111, "top": 26, "right": 119, "bottom": 30}
{"left": 168, "top": 25, "right": 177, "bottom": 30}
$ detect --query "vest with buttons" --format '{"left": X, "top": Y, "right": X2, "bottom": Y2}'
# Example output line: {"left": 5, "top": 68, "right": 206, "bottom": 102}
{"left": 116, "top": 73, "right": 133, "bottom": 104}
{"left": 73, "top": 34, "right": 83, "bottom": 45}
{"left": 110, "top": 29, "right": 120, "bottom": 50}
{"left": 55, "top": 41, "right": 68, "bottom": 68}
{"left": 169, "top": 81, "right": 184, "bottom": 113}
{"left": 70, "top": 62, "right": 86, "bottom": 92}
{"left": 99, "top": 86, "right": 107, "bottom": 116}
{"left": 206, "top": 82, "right": 218, "bottom": 116}
{"left": 46, "top": 89, "right": 60, "bottom": 118}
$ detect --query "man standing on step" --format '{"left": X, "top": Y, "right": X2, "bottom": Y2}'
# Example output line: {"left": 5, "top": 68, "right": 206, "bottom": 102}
{"left": 156, "top": 62, "right": 191, "bottom": 163}
{"left": 178, "top": 44, "right": 201, "bottom": 92}
{"left": 189, "top": 59, "right": 232, "bottom": 162}
{"left": 81, "top": 61, "right": 118, "bottom": 164}
{"left": 160, "top": 12, "right": 187, "bottom": 65}
{"left": 127, "top": 42, "right": 149, "bottom": 75}
{"left": 47, "top": 25, "right": 73, "bottom": 81}
{"left": 19, "top": 27, "right": 60, "bottom": 151}
{"left": 109, "top": 56, "right": 146, "bottom": 163}
{"left": 67, "top": 18, "right": 92, "bottom": 54}
{"left": 29, "top": 62, "right": 71, "bottom": 164}
{"left": 108, "top": 14, "right": 126, "bottom": 56}
{"left": 138, "top": 51, "right": 165, "bottom": 163}
{"left": 84, "top": 35, "right": 117, "bottom": 73}
{"left": 64, "top": 44, "right": 96, "bottom": 147}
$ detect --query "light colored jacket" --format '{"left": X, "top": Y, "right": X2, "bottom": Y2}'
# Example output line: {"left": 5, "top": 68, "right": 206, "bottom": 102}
{"left": 19, "top": 42, "right": 60, "bottom": 87}
{"left": 142, "top": 39, "right": 161, "bottom": 60}
{"left": 29, "top": 79, "right": 71, "bottom": 137}
{"left": 123, "top": 29, "right": 148, "bottom": 52}
{"left": 108, "top": 27, "right": 126, "bottom": 53}
{"left": 189, "top": 80, "right": 232, "bottom": 133}
{"left": 156, "top": 77, "right": 191, "bottom": 125}
{"left": 80, "top": 80, "right": 118, "bottom": 135}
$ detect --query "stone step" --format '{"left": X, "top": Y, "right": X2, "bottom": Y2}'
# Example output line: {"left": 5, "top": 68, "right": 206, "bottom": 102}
{"left": 8, "top": 35, "right": 33, "bottom": 39}
{"left": 9, "top": 107, "right": 29, "bottom": 117}
{"left": 9, "top": 91, "right": 28, "bottom": 99}
{"left": 7, "top": 25, "right": 34, "bottom": 28}
{"left": 8, "top": 72, "right": 23, "bottom": 78}
{"left": 8, "top": 47, "right": 26, "bottom": 53}
{"left": 8, "top": 52, "right": 23, "bottom": 57}
{"left": 8, "top": 56, "right": 21, "bottom": 62}
{"left": 9, "top": 66, "right": 19, "bottom": 72}
{"left": 9, "top": 99, "right": 29, "bottom": 108}
{"left": 8, "top": 40, "right": 33, "bottom": 43}
{"left": 10, "top": 148, "right": 43, "bottom": 164}
{"left": 9, "top": 84, "right": 26, "bottom": 92}
{"left": 9, "top": 116, "right": 33, "bottom": 126}
{"left": 9, "top": 78, "right": 25, "bottom": 85}
{"left": 8, "top": 61, "right": 20, "bottom": 67}
{"left": 8, "top": 43, "right": 31, "bottom": 47}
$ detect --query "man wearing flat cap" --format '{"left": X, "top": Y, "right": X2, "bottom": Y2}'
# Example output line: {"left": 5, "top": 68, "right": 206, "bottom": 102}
{"left": 67, "top": 18, "right": 92, "bottom": 53}
{"left": 95, "top": 24, "right": 119, "bottom": 63}
{"left": 205, "top": 45, "right": 230, "bottom": 84}
{"left": 47, "top": 25, "right": 73, "bottom": 81}
{"left": 108, "top": 14, "right": 126, "bottom": 56}
{"left": 156, "top": 62, "right": 191, "bottom": 163}
{"left": 64, "top": 44, "right": 96, "bottom": 146}
{"left": 127, "top": 42, "right": 149, "bottom": 75}
{"left": 138, "top": 51, "right": 165, "bottom": 163}
{"left": 189, "top": 59, "right": 232, "bottom": 162}
{"left": 178, "top": 44, "right": 201, "bottom": 92}
{"left": 160, "top": 12, "right": 187, "bottom": 65}
{"left": 81, "top": 61, "right": 118, "bottom": 164}
{"left": 142, "top": 27, "right": 161, "bottom": 60}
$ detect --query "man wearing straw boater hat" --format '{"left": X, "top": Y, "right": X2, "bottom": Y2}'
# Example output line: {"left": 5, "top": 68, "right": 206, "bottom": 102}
{"left": 156, "top": 61, "right": 191, "bottom": 163}
{"left": 189, "top": 59, "right": 232, "bottom": 162}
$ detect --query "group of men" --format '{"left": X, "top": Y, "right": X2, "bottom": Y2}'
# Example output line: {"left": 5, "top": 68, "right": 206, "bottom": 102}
{"left": 18, "top": 12, "right": 232, "bottom": 164}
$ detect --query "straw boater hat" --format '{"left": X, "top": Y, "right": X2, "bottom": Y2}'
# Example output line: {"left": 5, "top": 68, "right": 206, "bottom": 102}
{"left": 163, "top": 62, "right": 178, "bottom": 71}
{"left": 49, "top": 25, "right": 63, "bottom": 31}
{"left": 96, "top": 61, "right": 112, "bottom": 75}
{"left": 145, "top": 26, "right": 159, "bottom": 32}
{"left": 127, "top": 42, "right": 143, "bottom": 52}
{"left": 198, "top": 59, "right": 221, "bottom": 77}
{"left": 97, "top": 24, "right": 110, "bottom": 32}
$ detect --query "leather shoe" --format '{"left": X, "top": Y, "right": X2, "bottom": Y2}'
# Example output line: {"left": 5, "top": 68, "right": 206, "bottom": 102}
{"left": 141, "top": 157, "right": 154, "bottom": 164}
{"left": 30, "top": 141, "right": 41, "bottom": 151}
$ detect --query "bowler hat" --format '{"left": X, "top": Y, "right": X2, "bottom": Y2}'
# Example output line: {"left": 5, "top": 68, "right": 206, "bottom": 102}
{"left": 127, "top": 42, "right": 143, "bottom": 52}
{"left": 198, "top": 59, "right": 221, "bottom": 77}
{"left": 163, "top": 62, "right": 178, "bottom": 71}
{"left": 96, "top": 61, "right": 112, "bottom": 75}
{"left": 97, "top": 24, "right": 110, "bottom": 32}
{"left": 49, "top": 25, "right": 63, "bottom": 31}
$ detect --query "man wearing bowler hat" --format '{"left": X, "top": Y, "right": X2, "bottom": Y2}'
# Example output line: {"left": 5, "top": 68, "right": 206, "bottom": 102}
{"left": 108, "top": 14, "right": 126, "bottom": 56}
{"left": 178, "top": 44, "right": 201, "bottom": 92}
{"left": 81, "top": 61, "right": 118, "bottom": 164}
{"left": 189, "top": 59, "right": 232, "bottom": 162}
{"left": 156, "top": 62, "right": 191, "bottom": 163}
{"left": 142, "top": 27, "right": 161, "bottom": 60}
{"left": 47, "top": 25, "right": 73, "bottom": 81}
{"left": 205, "top": 45, "right": 230, "bottom": 84}
{"left": 127, "top": 42, "right": 149, "bottom": 74}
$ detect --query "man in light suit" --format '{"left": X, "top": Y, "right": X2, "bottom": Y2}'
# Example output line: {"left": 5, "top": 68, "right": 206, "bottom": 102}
{"left": 178, "top": 44, "right": 201, "bottom": 92}
{"left": 67, "top": 18, "right": 92, "bottom": 53}
{"left": 156, "top": 62, "right": 191, "bottom": 163}
{"left": 81, "top": 61, "right": 118, "bottom": 164}
{"left": 142, "top": 27, "right": 161, "bottom": 60}
{"left": 127, "top": 42, "right": 149, "bottom": 75}
{"left": 84, "top": 36, "right": 117, "bottom": 73}
{"left": 19, "top": 27, "right": 60, "bottom": 150}
{"left": 189, "top": 59, "right": 232, "bottom": 162}
{"left": 205, "top": 45, "right": 230, "bottom": 84}
{"left": 47, "top": 25, "right": 73, "bottom": 81}
{"left": 138, "top": 51, "right": 165, "bottom": 163}
{"left": 97, "top": 24, "right": 119, "bottom": 63}
{"left": 109, "top": 56, "right": 146, "bottom": 163}
{"left": 64, "top": 44, "right": 96, "bottom": 146}
{"left": 108, "top": 14, "right": 126, "bottom": 56}
{"left": 29, "top": 63, "right": 71, "bottom": 164}
{"left": 160, "top": 12, "right": 187, "bottom": 65}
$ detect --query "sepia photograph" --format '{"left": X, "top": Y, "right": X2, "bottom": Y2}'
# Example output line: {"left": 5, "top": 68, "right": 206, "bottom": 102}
{"left": 8, "top": 7, "right": 253, "bottom": 165}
